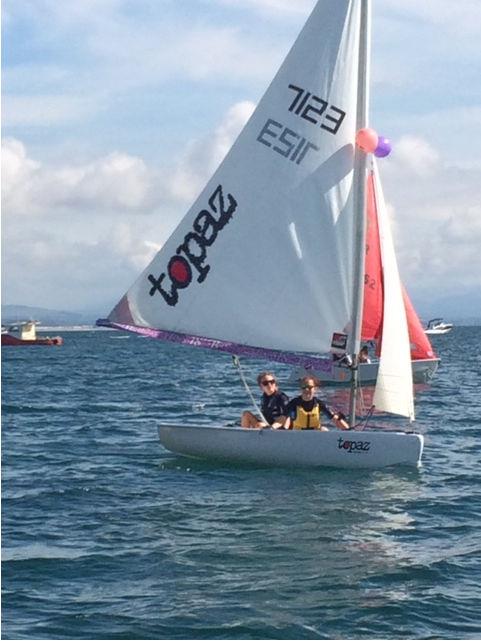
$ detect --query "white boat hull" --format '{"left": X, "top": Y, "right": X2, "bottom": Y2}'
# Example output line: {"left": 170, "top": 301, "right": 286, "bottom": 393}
{"left": 289, "top": 357, "right": 439, "bottom": 387}
{"left": 424, "top": 320, "right": 453, "bottom": 335}
{"left": 158, "top": 424, "right": 423, "bottom": 469}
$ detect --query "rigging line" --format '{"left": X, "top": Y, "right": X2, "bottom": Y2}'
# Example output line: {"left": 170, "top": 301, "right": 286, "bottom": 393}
{"left": 355, "top": 404, "right": 375, "bottom": 431}
{"left": 358, "top": 386, "right": 368, "bottom": 415}
{"left": 232, "top": 355, "right": 268, "bottom": 425}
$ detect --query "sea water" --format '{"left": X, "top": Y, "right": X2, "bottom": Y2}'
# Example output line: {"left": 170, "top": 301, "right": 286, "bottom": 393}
{"left": 2, "top": 327, "right": 481, "bottom": 640}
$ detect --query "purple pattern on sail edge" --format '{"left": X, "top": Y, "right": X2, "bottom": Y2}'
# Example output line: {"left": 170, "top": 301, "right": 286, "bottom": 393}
{"left": 96, "top": 319, "right": 333, "bottom": 373}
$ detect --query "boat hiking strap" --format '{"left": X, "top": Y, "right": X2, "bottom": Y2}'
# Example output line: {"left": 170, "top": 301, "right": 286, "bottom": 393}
{"left": 232, "top": 355, "right": 269, "bottom": 425}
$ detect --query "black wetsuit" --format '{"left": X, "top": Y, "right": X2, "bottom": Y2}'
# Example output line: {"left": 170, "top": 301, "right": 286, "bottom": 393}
{"left": 261, "top": 392, "right": 289, "bottom": 425}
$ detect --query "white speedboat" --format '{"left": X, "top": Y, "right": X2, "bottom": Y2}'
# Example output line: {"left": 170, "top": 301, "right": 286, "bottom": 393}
{"left": 425, "top": 319, "right": 453, "bottom": 335}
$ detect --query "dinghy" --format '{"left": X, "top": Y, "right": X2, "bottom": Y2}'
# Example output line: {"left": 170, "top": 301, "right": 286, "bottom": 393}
{"left": 289, "top": 357, "right": 438, "bottom": 387}
{"left": 289, "top": 167, "right": 440, "bottom": 386}
{"left": 98, "top": 0, "right": 425, "bottom": 468}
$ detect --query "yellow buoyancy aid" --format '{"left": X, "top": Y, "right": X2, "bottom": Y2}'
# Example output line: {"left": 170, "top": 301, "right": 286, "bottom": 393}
{"left": 292, "top": 403, "right": 321, "bottom": 430}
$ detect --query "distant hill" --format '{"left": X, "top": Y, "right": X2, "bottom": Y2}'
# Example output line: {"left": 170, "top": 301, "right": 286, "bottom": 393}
{"left": 1, "top": 305, "right": 98, "bottom": 327}
{"left": 2, "top": 304, "right": 479, "bottom": 329}
{"left": 451, "top": 317, "right": 481, "bottom": 326}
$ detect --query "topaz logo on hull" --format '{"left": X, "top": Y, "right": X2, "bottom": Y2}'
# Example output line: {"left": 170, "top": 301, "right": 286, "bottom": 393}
{"left": 337, "top": 437, "right": 371, "bottom": 453}
{"left": 147, "top": 184, "right": 238, "bottom": 306}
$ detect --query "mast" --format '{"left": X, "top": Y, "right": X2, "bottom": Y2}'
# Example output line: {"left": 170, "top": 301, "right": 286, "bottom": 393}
{"left": 348, "top": 0, "right": 371, "bottom": 428}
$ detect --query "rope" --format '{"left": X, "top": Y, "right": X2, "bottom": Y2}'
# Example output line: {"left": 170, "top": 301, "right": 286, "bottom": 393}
{"left": 232, "top": 355, "right": 268, "bottom": 424}
{"left": 358, "top": 386, "right": 369, "bottom": 415}
{"left": 354, "top": 404, "right": 375, "bottom": 431}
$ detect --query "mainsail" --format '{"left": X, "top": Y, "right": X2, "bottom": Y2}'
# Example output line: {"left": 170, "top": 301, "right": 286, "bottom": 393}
{"left": 101, "top": 1, "right": 363, "bottom": 361}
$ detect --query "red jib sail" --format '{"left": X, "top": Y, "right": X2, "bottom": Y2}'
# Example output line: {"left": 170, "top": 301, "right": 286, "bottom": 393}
{"left": 361, "top": 171, "right": 435, "bottom": 360}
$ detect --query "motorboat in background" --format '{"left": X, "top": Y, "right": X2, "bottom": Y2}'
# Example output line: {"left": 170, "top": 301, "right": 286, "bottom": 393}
{"left": 1, "top": 321, "right": 63, "bottom": 346}
{"left": 425, "top": 319, "right": 453, "bottom": 335}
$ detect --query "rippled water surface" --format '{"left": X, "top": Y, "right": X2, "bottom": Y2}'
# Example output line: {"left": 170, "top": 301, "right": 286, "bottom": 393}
{"left": 2, "top": 327, "right": 481, "bottom": 639}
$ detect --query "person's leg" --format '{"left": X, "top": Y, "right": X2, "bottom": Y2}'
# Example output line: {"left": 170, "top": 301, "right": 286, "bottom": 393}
{"left": 241, "top": 410, "right": 262, "bottom": 428}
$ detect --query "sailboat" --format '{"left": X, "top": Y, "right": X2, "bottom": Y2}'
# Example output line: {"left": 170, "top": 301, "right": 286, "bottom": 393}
{"left": 289, "top": 166, "right": 440, "bottom": 386}
{"left": 98, "top": 0, "right": 425, "bottom": 468}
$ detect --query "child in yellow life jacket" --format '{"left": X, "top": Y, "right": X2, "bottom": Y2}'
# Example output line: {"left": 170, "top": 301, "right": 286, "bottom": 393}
{"left": 281, "top": 376, "right": 349, "bottom": 431}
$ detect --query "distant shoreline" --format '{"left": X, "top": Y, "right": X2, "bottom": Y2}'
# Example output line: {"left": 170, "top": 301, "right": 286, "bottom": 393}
{"left": 3, "top": 304, "right": 481, "bottom": 329}
{"left": 16, "top": 321, "right": 481, "bottom": 332}
{"left": 36, "top": 325, "right": 114, "bottom": 332}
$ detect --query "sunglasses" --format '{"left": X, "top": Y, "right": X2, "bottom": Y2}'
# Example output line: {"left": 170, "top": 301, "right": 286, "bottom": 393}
{"left": 261, "top": 379, "right": 276, "bottom": 386}
{"left": 301, "top": 385, "right": 315, "bottom": 390}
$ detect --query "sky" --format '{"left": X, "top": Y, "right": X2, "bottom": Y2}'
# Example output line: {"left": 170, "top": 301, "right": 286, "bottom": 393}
{"left": 2, "top": 0, "right": 481, "bottom": 321}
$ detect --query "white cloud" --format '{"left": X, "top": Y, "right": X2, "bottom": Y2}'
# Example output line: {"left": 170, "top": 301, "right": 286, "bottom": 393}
{"left": 109, "top": 223, "right": 162, "bottom": 272}
{"left": 383, "top": 0, "right": 481, "bottom": 37}
{"left": 380, "top": 136, "right": 481, "bottom": 301}
{"left": 1, "top": 139, "right": 40, "bottom": 207}
{"left": 215, "top": 0, "right": 314, "bottom": 16}
{"left": 2, "top": 227, "right": 145, "bottom": 312}
{"left": 1, "top": 102, "right": 255, "bottom": 310}
{"left": 61, "top": 153, "right": 153, "bottom": 211}
{"left": 2, "top": 138, "right": 156, "bottom": 215}
{"left": 169, "top": 101, "right": 256, "bottom": 202}
{"left": 2, "top": 99, "right": 255, "bottom": 220}
{"left": 3, "top": 0, "right": 287, "bottom": 116}
{"left": 393, "top": 136, "right": 439, "bottom": 176}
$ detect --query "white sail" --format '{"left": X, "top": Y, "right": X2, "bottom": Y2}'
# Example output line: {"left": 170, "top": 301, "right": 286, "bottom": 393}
{"left": 372, "top": 160, "right": 415, "bottom": 419}
{"left": 106, "top": 0, "right": 363, "bottom": 356}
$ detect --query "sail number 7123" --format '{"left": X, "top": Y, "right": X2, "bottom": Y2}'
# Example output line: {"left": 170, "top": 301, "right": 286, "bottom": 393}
{"left": 256, "top": 83, "right": 346, "bottom": 165}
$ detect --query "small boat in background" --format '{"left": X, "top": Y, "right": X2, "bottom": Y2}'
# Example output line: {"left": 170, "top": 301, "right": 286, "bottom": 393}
{"left": 425, "top": 319, "right": 453, "bottom": 335}
{"left": 289, "top": 167, "right": 441, "bottom": 387}
{"left": 289, "top": 356, "right": 439, "bottom": 387}
{"left": 1, "top": 321, "right": 63, "bottom": 346}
